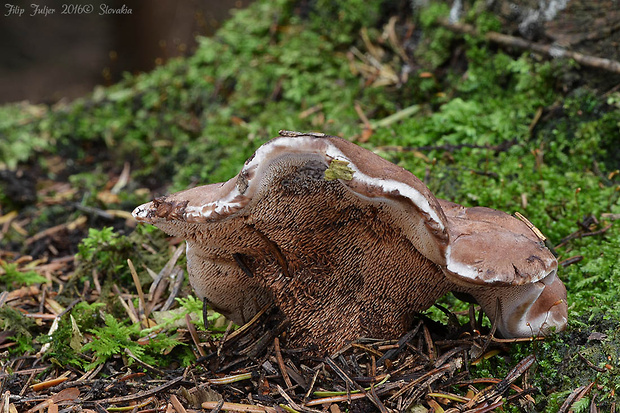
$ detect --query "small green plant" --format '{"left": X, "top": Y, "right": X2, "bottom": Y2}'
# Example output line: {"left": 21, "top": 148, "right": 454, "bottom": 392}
{"left": 76, "top": 227, "right": 134, "bottom": 282}
{"left": 0, "top": 305, "right": 37, "bottom": 354}
{"left": 81, "top": 313, "right": 144, "bottom": 369}
{"left": 0, "top": 262, "right": 48, "bottom": 288}
{"left": 81, "top": 313, "right": 187, "bottom": 370}
{"left": 43, "top": 301, "right": 190, "bottom": 370}
{"left": 144, "top": 295, "right": 207, "bottom": 334}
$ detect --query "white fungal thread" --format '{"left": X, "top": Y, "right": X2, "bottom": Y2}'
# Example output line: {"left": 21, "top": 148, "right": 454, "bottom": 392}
{"left": 184, "top": 188, "right": 244, "bottom": 220}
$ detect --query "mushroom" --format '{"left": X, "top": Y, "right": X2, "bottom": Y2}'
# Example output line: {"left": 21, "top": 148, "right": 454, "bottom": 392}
{"left": 133, "top": 131, "right": 567, "bottom": 352}
{"left": 438, "top": 199, "right": 567, "bottom": 338}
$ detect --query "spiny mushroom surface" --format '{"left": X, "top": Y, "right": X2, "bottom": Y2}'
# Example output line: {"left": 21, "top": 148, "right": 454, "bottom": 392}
{"left": 133, "top": 131, "right": 568, "bottom": 352}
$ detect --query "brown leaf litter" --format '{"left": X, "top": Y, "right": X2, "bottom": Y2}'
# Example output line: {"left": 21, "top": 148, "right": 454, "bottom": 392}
{"left": 2, "top": 280, "right": 545, "bottom": 413}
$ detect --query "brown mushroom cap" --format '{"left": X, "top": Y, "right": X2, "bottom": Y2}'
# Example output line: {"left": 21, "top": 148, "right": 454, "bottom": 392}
{"left": 134, "top": 132, "right": 451, "bottom": 264}
{"left": 439, "top": 199, "right": 557, "bottom": 286}
{"left": 438, "top": 199, "right": 567, "bottom": 337}
{"left": 133, "top": 132, "right": 456, "bottom": 351}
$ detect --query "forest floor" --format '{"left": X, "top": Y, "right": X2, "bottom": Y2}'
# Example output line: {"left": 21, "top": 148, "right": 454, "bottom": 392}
{"left": 1, "top": 0, "right": 619, "bottom": 412}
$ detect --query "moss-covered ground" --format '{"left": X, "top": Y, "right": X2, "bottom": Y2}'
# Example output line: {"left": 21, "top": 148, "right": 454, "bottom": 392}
{"left": 1, "top": 0, "right": 619, "bottom": 411}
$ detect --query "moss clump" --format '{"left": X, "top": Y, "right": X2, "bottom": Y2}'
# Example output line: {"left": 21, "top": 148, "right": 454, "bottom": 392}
{"left": 70, "top": 225, "right": 172, "bottom": 303}
{"left": 0, "top": 305, "right": 38, "bottom": 354}
{"left": 324, "top": 160, "right": 355, "bottom": 181}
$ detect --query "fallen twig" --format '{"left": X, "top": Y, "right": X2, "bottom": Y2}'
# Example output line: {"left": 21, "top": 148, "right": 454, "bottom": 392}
{"left": 556, "top": 223, "right": 612, "bottom": 249}
{"left": 463, "top": 355, "right": 535, "bottom": 409}
{"left": 377, "top": 138, "right": 517, "bottom": 154}
{"left": 559, "top": 255, "right": 583, "bottom": 267}
{"left": 202, "top": 401, "right": 277, "bottom": 413}
{"left": 325, "top": 357, "right": 388, "bottom": 413}
{"left": 377, "top": 321, "right": 422, "bottom": 367}
{"left": 275, "top": 338, "right": 294, "bottom": 389}
{"left": 558, "top": 382, "right": 595, "bottom": 413}
{"left": 124, "top": 348, "right": 166, "bottom": 377}
{"left": 438, "top": 19, "right": 620, "bottom": 74}
{"left": 93, "top": 376, "right": 183, "bottom": 405}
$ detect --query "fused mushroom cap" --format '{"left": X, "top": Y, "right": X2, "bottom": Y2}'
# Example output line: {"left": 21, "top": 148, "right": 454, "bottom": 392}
{"left": 132, "top": 132, "right": 568, "bottom": 345}
{"left": 134, "top": 132, "right": 451, "bottom": 265}
{"left": 504, "top": 271, "right": 567, "bottom": 337}
{"left": 132, "top": 132, "right": 457, "bottom": 349}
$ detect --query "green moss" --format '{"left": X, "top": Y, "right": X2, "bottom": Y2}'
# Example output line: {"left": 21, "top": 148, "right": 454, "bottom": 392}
{"left": 324, "top": 160, "right": 355, "bottom": 181}
{"left": 1, "top": 262, "right": 48, "bottom": 288}
{"left": 502, "top": 312, "right": 620, "bottom": 411}
{"left": 69, "top": 225, "right": 172, "bottom": 309}
{"left": 0, "top": 305, "right": 37, "bottom": 354}
{"left": 0, "top": 103, "right": 50, "bottom": 169}
{"left": 76, "top": 227, "right": 134, "bottom": 278}
{"left": 42, "top": 302, "right": 105, "bottom": 368}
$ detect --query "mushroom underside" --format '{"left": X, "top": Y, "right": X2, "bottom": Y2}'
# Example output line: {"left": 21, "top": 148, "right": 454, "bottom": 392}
{"left": 186, "top": 158, "right": 454, "bottom": 351}
{"left": 455, "top": 271, "right": 568, "bottom": 337}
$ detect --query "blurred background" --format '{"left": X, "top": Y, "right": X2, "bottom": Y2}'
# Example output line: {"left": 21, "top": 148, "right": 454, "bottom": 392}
{"left": 3, "top": 0, "right": 620, "bottom": 105}
{"left": 0, "top": 0, "right": 252, "bottom": 104}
